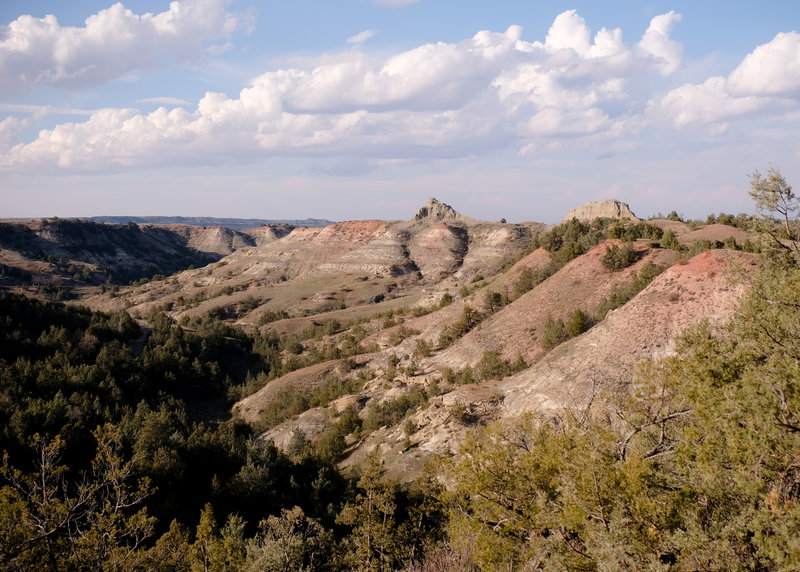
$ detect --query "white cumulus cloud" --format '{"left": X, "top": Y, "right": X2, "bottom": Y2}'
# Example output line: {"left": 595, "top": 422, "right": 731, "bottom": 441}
{"left": 727, "top": 31, "right": 800, "bottom": 97}
{"left": 654, "top": 31, "right": 800, "bottom": 127}
{"left": 8, "top": 9, "right": 767, "bottom": 173}
{"left": 544, "top": 10, "right": 592, "bottom": 55}
{"left": 0, "top": 0, "right": 241, "bottom": 95}
{"left": 656, "top": 76, "right": 764, "bottom": 127}
{"left": 636, "top": 11, "right": 683, "bottom": 75}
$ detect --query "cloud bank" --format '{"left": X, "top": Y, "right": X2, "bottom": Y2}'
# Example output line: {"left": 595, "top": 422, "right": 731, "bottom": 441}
{"left": 0, "top": 0, "right": 240, "bottom": 95}
{"left": 2, "top": 10, "right": 799, "bottom": 172}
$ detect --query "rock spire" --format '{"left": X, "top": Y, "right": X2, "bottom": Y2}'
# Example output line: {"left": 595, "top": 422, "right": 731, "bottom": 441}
{"left": 411, "top": 198, "right": 476, "bottom": 223}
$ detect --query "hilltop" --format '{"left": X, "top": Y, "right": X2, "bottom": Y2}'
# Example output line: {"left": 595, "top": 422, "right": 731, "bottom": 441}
{"left": 3, "top": 188, "right": 793, "bottom": 570}
{"left": 564, "top": 199, "right": 639, "bottom": 222}
{"left": 30, "top": 197, "right": 750, "bottom": 481}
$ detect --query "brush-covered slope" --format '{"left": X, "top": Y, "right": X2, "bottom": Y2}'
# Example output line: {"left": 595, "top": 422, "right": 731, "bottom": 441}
{"left": 498, "top": 249, "right": 757, "bottom": 417}
{"left": 230, "top": 238, "right": 755, "bottom": 481}
{"left": 70, "top": 198, "right": 758, "bottom": 482}
{"left": 337, "top": 249, "right": 756, "bottom": 480}
{"left": 424, "top": 242, "right": 678, "bottom": 368}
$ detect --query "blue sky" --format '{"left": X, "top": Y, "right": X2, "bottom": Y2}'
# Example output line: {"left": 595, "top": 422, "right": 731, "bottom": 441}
{"left": 1, "top": 1, "right": 799, "bottom": 222}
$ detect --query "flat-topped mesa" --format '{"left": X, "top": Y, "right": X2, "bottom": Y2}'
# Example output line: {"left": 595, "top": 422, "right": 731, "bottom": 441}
{"left": 411, "top": 197, "right": 478, "bottom": 224}
{"left": 564, "top": 199, "right": 640, "bottom": 223}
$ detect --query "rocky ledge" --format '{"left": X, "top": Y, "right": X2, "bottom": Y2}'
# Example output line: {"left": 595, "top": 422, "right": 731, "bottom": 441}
{"left": 564, "top": 199, "right": 639, "bottom": 222}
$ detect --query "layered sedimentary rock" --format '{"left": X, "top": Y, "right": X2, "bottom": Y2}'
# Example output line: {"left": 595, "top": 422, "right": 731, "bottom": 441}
{"left": 564, "top": 199, "right": 639, "bottom": 222}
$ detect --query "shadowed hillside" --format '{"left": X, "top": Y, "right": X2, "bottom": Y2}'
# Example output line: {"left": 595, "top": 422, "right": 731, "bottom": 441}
{"left": 4, "top": 185, "right": 798, "bottom": 570}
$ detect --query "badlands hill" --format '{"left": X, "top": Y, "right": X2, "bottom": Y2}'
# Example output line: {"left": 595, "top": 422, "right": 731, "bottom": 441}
{"left": 33, "top": 197, "right": 750, "bottom": 481}
{"left": 0, "top": 217, "right": 302, "bottom": 289}
{"left": 0, "top": 198, "right": 758, "bottom": 481}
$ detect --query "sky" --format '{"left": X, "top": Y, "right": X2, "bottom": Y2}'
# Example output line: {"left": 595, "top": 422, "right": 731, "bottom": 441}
{"left": 1, "top": 1, "right": 799, "bottom": 223}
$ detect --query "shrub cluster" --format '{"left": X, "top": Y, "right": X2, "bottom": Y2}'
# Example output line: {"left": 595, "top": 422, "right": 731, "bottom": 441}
{"left": 601, "top": 243, "right": 640, "bottom": 271}
{"left": 362, "top": 386, "right": 430, "bottom": 434}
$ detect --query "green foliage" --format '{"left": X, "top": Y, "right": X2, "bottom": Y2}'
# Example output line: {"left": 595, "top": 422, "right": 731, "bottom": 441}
{"left": 533, "top": 217, "right": 612, "bottom": 263}
{"left": 600, "top": 243, "right": 640, "bottom": 270}
{"left": 482, "top": 290, "right": 506, "bottom": 313}
{"left": 595, "top": 261, "right": 666, "bottom": 321}
{"left": 388, "top": 325, "right": 420, "bottom": 346}
{"left": 607, "top": 221, "right": 664, "bottom": 241}
{"left": 314, "top": 430, "right": 347, "bottom": 465}
{"left": 565, "top": 308, "right": 594, "bottom": 337}
{"left": 511, "top": 353, "right": 527, "bottom": 373}
{"left": 0, "top": 425, "right": 155, "bottom": 570}
{"left": 243, "top": 506, "right": 332, "bottom": 571}
{"left": 686, "top": 238, "right": 725, "bottom": 256}
{"left": 475, "top": 350, "right": 511, "bottom": 382}
{"left": 440, "top": 365, "right": 477, "bottom": 386}
{"left": 413, "top": 338, "right": 432, "bottom": 358}
{"left": 749, "top": 166, "right": 800, "bottom": 253}
{"left": 442, "top": 172, "right": 800, "bottom": 570}
{"left": 539, "top": 262, "right": 656, "bottom": 350}
{"left": 539, "top": 314, "right": 569, "bottom": 350}
{"left": 337, "top": 406, "right": 363, "bottom": 438}
{"left": 255, "top": 375, "right": 364, "bottom": 433}
{"left": 519, "top": 217, "right": 631, "bottom": 300}
{"left": 706, "top": 211, "right": 754, "bottom": 228}
{"left": 660, "top": 228, "right": 681, "bottom": 250}
{"left": 448, "top": 400, "right": 473, "bottom": 425}
{"left": 509, "top": 267, "right": 536, "bottom": 299}
{"left": 310, "top": 374, "right": 364, "bottom": 409}
{"left": 7, "top": 174, "right": 798, "bottom": 570}
{"left": 362, "top": 387, "right": 429, "bottom": 434}
{"left": 336, "top": 452, "right": 442, "bottom": 570}
{"left": 438, "top": 305, "right": 483, "bottom": 348}
{"left": 286, "top": 429, "right": 314, "bottom": 461}
{"left": 257, "top": 308, "right": 289, "bottom": 326}
{"left": 0, "top": 293, "right": 351, "bottom": 566}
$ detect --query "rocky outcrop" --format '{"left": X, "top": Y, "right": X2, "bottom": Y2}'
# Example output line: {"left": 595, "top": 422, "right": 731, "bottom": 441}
{"left": 318, "top": 227, "right": 410, "bottom": 276}
{"left": 411, "top": 198, "right": 477, "bottom": 224}
{"left": 564, "top": 199, "right": 639, "bottom": 222}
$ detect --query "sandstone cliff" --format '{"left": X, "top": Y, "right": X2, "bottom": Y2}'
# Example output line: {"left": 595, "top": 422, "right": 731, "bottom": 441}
{"left": 564, "top": 199, "right": 639, "bottom": 222}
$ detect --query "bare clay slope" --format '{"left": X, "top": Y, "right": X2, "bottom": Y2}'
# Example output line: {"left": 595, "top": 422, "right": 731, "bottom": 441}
{"left": 86, "top": 201, "right": 538, "bottom": 331}
{"left": 427, "top": 242, "right": 678, "bottom": 369}
{"left": 347, "top": 249, "right": 757, "bottom": 480}
{"left": 499, "top": 249, "right": 757, "bottom": 417}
